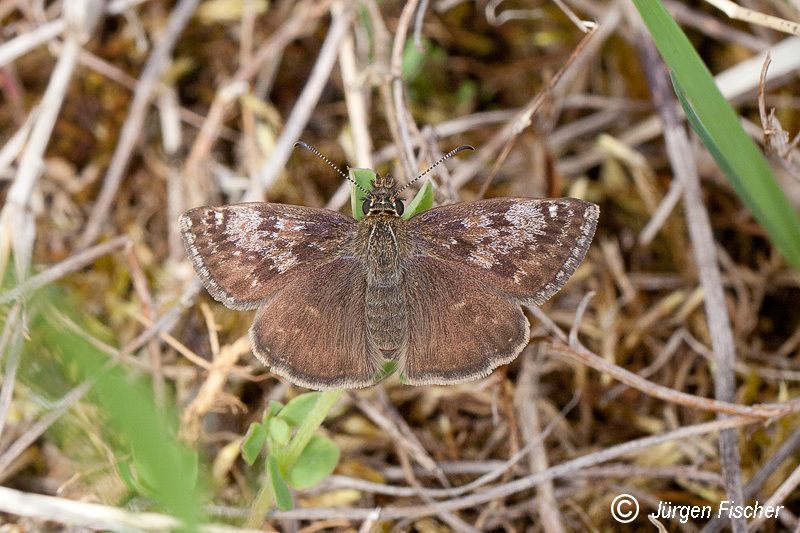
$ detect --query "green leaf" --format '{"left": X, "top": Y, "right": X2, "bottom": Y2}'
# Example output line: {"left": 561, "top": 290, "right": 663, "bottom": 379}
{"left": 402, "top": 37, "right": 431, "bottom": 82}
{"left": 278, "top": 392, "right": 321, "bottom": 427}
{"left": 285, "top": 436, "right": 340, "bottom": 490}
{"left": 632, "top": 0, "right": 800, "bottom": 269}
{"left": 267, "top": 455, "right": 293, "bottom": 511}
{"left": 268, "top": 417, "right": 291, "bottom": 448}
{"left": 403, "top": 180, "right": 434, "bottom": 219}
{"left": 116, "top": 460, "right": 144, "bottom": 494}
{"left": 241, "top": 422, "right": 267, "bottom": 465}
{"left": 350, "top": 168, "right": 378, "bottom": 220}
{"left": 456, "top": 79, "right": 479, "bottom": 106}
{"left": 264, "top": 400, "right": 283, "bottom": 421}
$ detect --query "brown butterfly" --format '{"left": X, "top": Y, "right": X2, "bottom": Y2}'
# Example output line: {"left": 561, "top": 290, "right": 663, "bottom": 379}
{"left": 180, "top": 144, "right": 598, "bottom": 390}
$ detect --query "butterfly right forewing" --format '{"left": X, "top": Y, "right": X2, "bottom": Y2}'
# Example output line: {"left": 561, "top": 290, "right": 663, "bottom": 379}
{"left": 180, "top": 203, "right": 357, "bottom": 310}
{"left": 406, "top": 198, "right": 598, "bottom": 305}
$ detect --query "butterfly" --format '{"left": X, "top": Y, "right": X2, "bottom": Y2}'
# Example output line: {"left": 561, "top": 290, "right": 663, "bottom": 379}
{"left": 180, "top": 143, "right": 598, "bottom": 390}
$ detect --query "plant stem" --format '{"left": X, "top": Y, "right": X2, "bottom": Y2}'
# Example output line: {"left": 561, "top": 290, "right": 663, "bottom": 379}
{"left": 244, "top": 476, "right": 275, "bottom": 529}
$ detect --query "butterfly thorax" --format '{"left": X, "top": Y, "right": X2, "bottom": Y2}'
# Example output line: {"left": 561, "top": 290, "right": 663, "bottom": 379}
{"left": 359, "top": 214, "right": 408, "bottom": 358}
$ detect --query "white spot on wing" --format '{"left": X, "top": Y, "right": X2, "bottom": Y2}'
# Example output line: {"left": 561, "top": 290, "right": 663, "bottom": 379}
{"left": 224, "top": 208, "right": 303, "bottom": 273}
{"left": 468, "top": 249, "right": 496, "bottom": 269}
{"left": 534, "top": 202, "right": 599, "bottom": 303}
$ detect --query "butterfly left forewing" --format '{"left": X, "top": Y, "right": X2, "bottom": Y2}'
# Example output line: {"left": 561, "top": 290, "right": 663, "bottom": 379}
{"left": 180, "top": 203, "right": 356, "bottom": 310}
{"left": 406, "top": 197, "right": 598, "bottom": 305}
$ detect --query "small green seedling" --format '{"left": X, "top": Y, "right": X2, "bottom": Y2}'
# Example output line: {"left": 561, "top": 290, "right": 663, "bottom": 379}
{"left": 241, "top": 392, "right": 340, "bottom": 514}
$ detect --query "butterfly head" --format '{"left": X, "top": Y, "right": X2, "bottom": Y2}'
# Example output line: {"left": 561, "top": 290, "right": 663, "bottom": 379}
{"left": 363, "top": 174, "right": 404, "bottom": 217}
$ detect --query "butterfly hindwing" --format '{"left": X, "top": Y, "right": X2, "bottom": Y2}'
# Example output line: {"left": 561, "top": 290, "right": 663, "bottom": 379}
{"left": 406, "top": 198, "right": 598, "bottom": 305}
{"left": 249, "top": 257, "right": 382, "bottom": 389}
{"left": 401, "top": 256, "right": 529, "bottom": 385}
{"left": 180, "top": 203, "right": 357, "bottom": 310}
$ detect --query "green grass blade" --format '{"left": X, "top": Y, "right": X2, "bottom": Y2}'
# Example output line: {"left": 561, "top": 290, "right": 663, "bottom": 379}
{"left": 27, "top": 292, "right": 203, "bottom": 527}
{"left": 632, "top": 0, "right": 800, "bottom": 269}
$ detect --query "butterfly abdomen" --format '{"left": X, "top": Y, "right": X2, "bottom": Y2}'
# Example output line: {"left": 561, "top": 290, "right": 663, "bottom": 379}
{"left": 362, "top": 217, "right": 408, "bottom": 358}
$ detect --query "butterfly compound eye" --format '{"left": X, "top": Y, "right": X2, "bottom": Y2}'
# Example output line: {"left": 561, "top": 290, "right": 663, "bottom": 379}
{"left": 362, "top": 198, "right": 372, "bottom": 216}
{"left": 394, "top": 198, "right": 404, "bottom": 216}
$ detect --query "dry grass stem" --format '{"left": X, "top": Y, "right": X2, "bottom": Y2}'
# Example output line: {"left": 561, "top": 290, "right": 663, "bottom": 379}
{"left": 78, "top": 0, "right": 201, "bottom": 248}
{"left": 0, "top": 235, "right": 129, "bottom": 305}
{"left": 0, "top": 485, "right": 264, "bottom": 533}
{"left": 246, "top": 1, "right": 356, "bottom": 200}
{"left": 703, "top": 0, "right": 800, "bottom": 37}
{"left": 629, "top": 8, "right": 747, "bottom": 527}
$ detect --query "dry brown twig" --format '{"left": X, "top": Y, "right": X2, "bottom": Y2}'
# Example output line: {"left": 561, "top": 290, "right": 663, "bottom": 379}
{"left": 179, "top": 0, "right": 333, "bottom": 207}
{"left": 78, "top": 0, "right": 201, "bottom": 249}
{"left": 529, "top": 290, "right": 800, "bottom": 422}
{"left": 245, "top": 1, "right": 356, "bottom": 201}
{"left": 452, "top": 4, "right": 622, "bottom": 194}
{"left": 179, "top": 332, "right": 251, "bottom": 443}
{"left": 361, "top": 0, "right": 407, "bottom": 182}
{"left": 702, "top": 0, "right": 800, "bottom": 37}
{"left": 348, "top": 389, "right": 442, "bottom": 476}
{"left": 474, "top": 24, "right": 602, "bottom": 199}
{"left": 339, "top": 26, "right": 374, "bottom": 169}
{"left": 757, "top": 53, "right": 800, "bottom": 181}
{"left": 389, "top": 0, "right": 423, "bottom": 181}
{"left": 515, "top": 347, "right": 567, "bottom": 533}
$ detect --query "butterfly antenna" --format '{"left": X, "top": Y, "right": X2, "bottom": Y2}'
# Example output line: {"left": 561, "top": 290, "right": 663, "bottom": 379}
{"left": 294, "top": 141, "right": 370, "bottom": 194}
{"left": 395, "top": 145, "right": 475, "bottom": 195}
